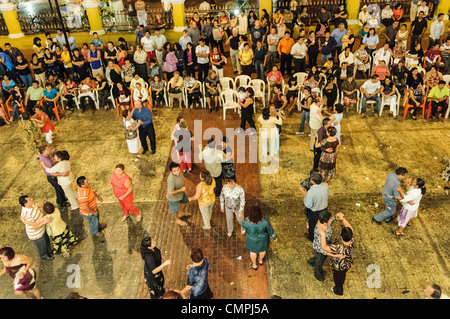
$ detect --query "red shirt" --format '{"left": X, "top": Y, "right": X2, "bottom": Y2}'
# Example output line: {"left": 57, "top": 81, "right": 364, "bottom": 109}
{"left": 35, "top": 112, "right": 54, "bottom": 133}
{"left": 210, "top": 52, "right": 223, "bottom": 65}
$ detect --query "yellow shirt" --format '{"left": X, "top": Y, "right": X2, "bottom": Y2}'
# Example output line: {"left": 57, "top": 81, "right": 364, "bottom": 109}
{"left": 197, "top": 179, "right": 216, "bottom": 207}
{"left": 61, "top": 51, "right": 72, "bottom": 68}
{"left": 45, "top": 208, "right": 67, "bottom": 237}
{"left": 239, "top": 49, "right": 254, "bottom": 66}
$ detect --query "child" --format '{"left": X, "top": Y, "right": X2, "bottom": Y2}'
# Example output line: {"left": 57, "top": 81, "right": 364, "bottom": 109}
{"left": 237, "top": 86, "right": 247, "bottom": 103}
{"left": 322, "top": 57, "right": 334, "bottom": 74}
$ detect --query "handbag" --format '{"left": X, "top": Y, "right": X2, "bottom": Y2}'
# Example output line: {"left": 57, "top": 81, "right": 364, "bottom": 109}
{"left": 125, "top": 128, "right": 137, "bottom": 140}
{"left": 222, "top": 163, "right": 236, "bottom": 179}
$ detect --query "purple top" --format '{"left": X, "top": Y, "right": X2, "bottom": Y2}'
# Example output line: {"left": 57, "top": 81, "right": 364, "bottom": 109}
{"left": 40, "top": 155, "right": 53, "bottom": 176}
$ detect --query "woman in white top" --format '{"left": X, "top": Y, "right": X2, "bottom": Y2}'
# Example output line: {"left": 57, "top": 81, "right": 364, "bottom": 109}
{"left": 396, "top": 24, "right": 408, "bottom": 50}
{"left": 395, "top": 178, "right": 426, "bottom": 236}
{"left": 258, "top": 107, "right": 283, "bottom": 162}
{"left": 122, "top": 109, "right": 142, "bottom": 161}
{"left": 41, "top": 150, "right": 79, "bottom": 211}
{"left": 132, "top": 82, "right": 148, "bottom": 105}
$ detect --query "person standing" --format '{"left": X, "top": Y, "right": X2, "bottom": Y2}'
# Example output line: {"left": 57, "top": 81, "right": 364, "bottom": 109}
{"left": 43, "top": 202, "right": 79, "bottom": 258}
{"left": 277, "top": 31, "right": 295, "bottom": 76}
{"left": 196, "top": 38, "right": 210, "bottom": 82}
{"left": 110, "top": 164, "right": 142, "bottom": 222}
{"left": 318, "top": 126, "right": 339, "bottom": 182}
{"left": 220, "top": 176, "right": 246, "bottom": 237}
{"left": 166, "top": 162, "right": 189, "bottom": 227}
{"left": 199, "top": 138, "right": 224, "bottom": 197}
{"left": 330, "top": 23, "right": 346, "bottom": 59}
{"left": 395, "top": 178, "right": 426, "bottom": 236}
{"left": 318, "top": 212, "right": 354, "bottom": 295}
{"left": 242, "top": 205, "right": 278, "bottom": 271}
{"left": 307, "top": 210, "right": 335, "bottom": 282}
{"left": 299, "top": 171, "right": 329, "bottom": 242}
{"left": 76, "top": 176, "right": 106, "bottom": 237}
{"left": 132, "top": 99, "right": 156, "bottom": 155}
{"left": 140, "top": 237, "right": 171, "bottom": 299}
{"left": 135, "top": 0, "right": 147, "bottom": 27}
{"left": 226, "top": 28, "right": 242, "bottom": 74}
{"left": 152, "top": 28, "right": 167, "bottom": 65}
{"left": 254, "top": 41, "right": 267, "bottom": 80}
{"left": 181, "top": 248, "right": 213, "bottom": 299}
{"left": 18, "top": 195, "right": 53, "bottom": 260}
{"left": 312, "top": 118, "right": 331, "bottom": 171}
{"left": 0, "top": 247, "right": 43, "bottom": 299}
{"left": 41, "top": 150, "right": 79, "bottom": 212}
{"left": 291, "top": 37, "right": 307, "bottom": 73}
{"left": 309, "top": 97, "right": 324, "bottom": 152}
{"left": 88, "top": 43, "right": 104, "bottom": 78}
{"left": 238, "top": 87, "right": 256, "bottom": 133}
{"left": 38, "top": 145, "right": 68, "bottom": 209}
{"left": 373, "top": 167, "right": 408, "bottom": 224}
{"left": 188, "top": 170, "right": 216, "bottom": 231}
{"left": 320, "top": 31, "right": 336, "bottom": 66}
{"left": 266, "top": 27, "right": 280, "bottom": 72}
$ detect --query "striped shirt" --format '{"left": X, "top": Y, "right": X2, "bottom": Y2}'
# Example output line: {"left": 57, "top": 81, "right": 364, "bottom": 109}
{"left": 77, "top": 186, "right": 97, "bottom": 216}
{"left": 21, "top": 205, "right": 45, "bottom": 240}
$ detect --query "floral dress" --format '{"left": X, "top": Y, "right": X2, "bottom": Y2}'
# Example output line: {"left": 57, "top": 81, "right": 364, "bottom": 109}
{"left": 319, "top": 139, "right": 339, "bottom": 181}
{"left": 19, "top": 119, "right": 44, "bottom": 151}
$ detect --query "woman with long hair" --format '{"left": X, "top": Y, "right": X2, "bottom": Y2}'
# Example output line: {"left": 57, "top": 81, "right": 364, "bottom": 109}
{"left": 41, "top": 150, "right": 79, "bottom": 211}
{"left": 242, "top": 205, "right": 278, "bottom": 271}
{"left": 188, "top": 170, "right": 216, "bottom": 231}
{"left": 184, "top": 42, "right": 197, "bottom": 78}
{"left": 238, "top": 87, "right": 256, "bottom": 132}
{"left": 32, "top": 37, "right": 44, "bottom": 59}
{"left": 394, "top": 178, "right": 426, "bottom": 236}
{"left": 30, "top": 53, "right": 46, "bottom": 88}
{"left": 140, "top": 237, "right": 171, "bottom": 299}
{"left": 318, "top": 126, "right": 339, "bottom": 182}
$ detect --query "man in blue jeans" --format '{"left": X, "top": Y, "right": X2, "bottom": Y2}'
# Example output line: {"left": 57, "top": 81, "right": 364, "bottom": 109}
{"left": 373, "top": 167, "right": 408, "bottom": 224}
{"left": 360, "top": 74, "right": 382, "bottom": 118}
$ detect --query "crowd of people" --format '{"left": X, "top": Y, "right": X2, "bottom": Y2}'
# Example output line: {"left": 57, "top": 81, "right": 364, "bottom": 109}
{"left": 0, "top": 1, "right": 449, "bottom": 300}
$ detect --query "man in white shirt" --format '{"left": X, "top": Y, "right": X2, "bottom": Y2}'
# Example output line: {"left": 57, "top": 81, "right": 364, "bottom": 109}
{"left": 358, "top": 5, "right": 370, "bottom": 27}
{"left": 196, "top": 38, "right": 210, "bottom": 82}
{"left": 381, "top": 4, "right": 393, "bottom": 27}
{"left": 360, "top": 74, "right": 382, "bottom": 118}
{"left": 373, "top": 43, "right": 392, "bottom": 67}
{"left": 19, "top": 195, "right": 54, "bottom": 260}
{"left": 198, "top": 138, "right": 224, "bottom": 197}
{"left": 309, "top": 97, "right": 324, "bottom": 151}
{"left": 410, "top": 0, "right": 422, "bottom": 21}
{"left": 291, "top": 37, "right": 307, "bottom": 73}
{"left": 429, "top": 13, "right": 445, "bottom": 49}
{"left": 179, "top": 30, "right": 192, "bottom": 51}
{"left": 238, "top": 11, "right": 248, "bottom": 36}
{"left": 440, "top": 38, "right": 450, "bottom": 73}
{"left": 199, "top": 0, "right": 210, "bottom": 11}
{"left": 417, "top": 1, "right": 429, "bottom": 18}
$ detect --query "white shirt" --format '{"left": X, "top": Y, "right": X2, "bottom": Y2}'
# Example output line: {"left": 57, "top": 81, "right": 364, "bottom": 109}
{"left": 374, "top": 48, "right": 392, "bottom": 65}
{"left": 21, "top": 205, "right": 46, "bottom": 240}
{"left": 358, "top": 11, "right": 370, "bottom": 26}
{"left": 400, "top": 186, "right": 422, "bottom": 211}
{"left": 361, "top": 79, "right": 381, "bottom": 95}
{"left": 238, "top": 14, "right": 248, "bottom": 35}
{"left": 161, "top": 0, "right": 171, "bottom": 11}
{"left": 179, "top": 35, "right": 192, "bottom": 51}
{"left": 381, "top": 8, "right": 393, "bottom": 19}
{"left": 46, "top": 160, "right": 74, "bottom": 186}
{"left": 133, "top": 87, "right": 148, "bottom": 101}
{"left": 430, "top": 20, "right": 444, "bottom": 40}
{"left": 199, "top": 147, "right": 223, "bottom": 178}
{"left": 196, "top": 44, "right": 210, "bottom": 64}
{"left": 141, "top": 36, "right": 154, "bottom": 52}
{"left": 417, "top": 5, "right": 428, "bottom": 16}
{"left": 339, "top": 51, "right": 355, "bottom": 66}
{"left": 199, "top": 1, "right": 210, "bottom": 11}
{"left": 291, "top": 42, "right": 308, "bottom": 59}
{"left": 309, "top": 103, "right": 323, "bottom": 130}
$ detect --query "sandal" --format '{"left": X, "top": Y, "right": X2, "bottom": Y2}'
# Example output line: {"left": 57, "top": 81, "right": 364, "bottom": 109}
{"left": 394, "top": 230, "right": 405, "bottom": 236}
{"left": 62, "top": 251, "right": 71, "bottom": 258}
{"left": 136, "top": 215, "right": 142, "bottom": 222}
{"left": 121, "top": 216, "right": 129, "bottom": 222}
{"left": 249, "top": 263, "right": 258, "bottom": 271}
{"left": 258, "top": 258, "right": 264, "bottom": 266}
{"left": 176, "top": 220, "right": 188, "bottom": 227}
{"left": 201, "top": 225, "right": 211, "bottom": 231}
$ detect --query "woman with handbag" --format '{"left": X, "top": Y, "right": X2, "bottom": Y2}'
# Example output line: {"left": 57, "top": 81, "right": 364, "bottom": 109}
{"left": 217, "top": 136, "right": 236, "bottom": 180}
{"left": 122, "top": 108, "right": 141, "bottom": 161}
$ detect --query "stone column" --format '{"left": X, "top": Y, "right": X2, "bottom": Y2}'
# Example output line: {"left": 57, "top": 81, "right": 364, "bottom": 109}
{"left": 0, "top": 1, "right": 24, "bottom": 38}
{"left": 170, "top": 0, "right": 186, "bottom": 33}
{"left": 83, "top": 0, "right": 105, "bottom": 35}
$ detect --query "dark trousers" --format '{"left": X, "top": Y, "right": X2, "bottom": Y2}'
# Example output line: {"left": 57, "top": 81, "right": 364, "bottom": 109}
{"left": 240, "top": 108, "right": 256, "bottom": 131}
{"left": 198, "top": 63, "right": 209, "bottom": 82}
{"left": 33, "top": 232, "right": 52, "bottom": 259}
{"left": 294, "top": 58, "right": 306, "bottom": 73}
{"left": 306, "top": 207, "right": 327, "bottom": 241}
{"left": 410, "top": 34, "right": 422, "bottom": 50}
{"left": 79, "top": 96, "right": 96, "bottom": 112}
{"left": 47, "top": 175, "right": 67, "bottom": 206}
{"left": 308, "top": 251, "right": 327, "bottom": 281}
{"left": 139, "top": 122, "right": 156, "bottom": 152}
{"left": 431, "top": 100, "right": 448, "bottom": 118}
{"left": 26, "top": 99, "right": 39, "bottom": 115}
{"left": 280, "top": 53, "right": 292, "bottom": 75}
{"left": 43, "top": 101, "right": 55, "bottom": 118}
{"left": 214, "top": 173, "right": 223, "bottom": 197}
{"left": 186, "top": 63, "right": 196, "bottom": 78}
{"left": 313, "top": 147, "right": 322, "bottom": 171}
{"left": 308, "top": 51, "right": 319, "bottom": 68}
{"left": 332, "top": 269, "right": 347, "bottom": 295}
{"left": 135, "top": 63, "right": 148, "bottom": 82}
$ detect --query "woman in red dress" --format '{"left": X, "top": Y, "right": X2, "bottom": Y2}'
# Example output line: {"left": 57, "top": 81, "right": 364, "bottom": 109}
{"left": 110, "top": 164, "right": 141, "bottom": 222}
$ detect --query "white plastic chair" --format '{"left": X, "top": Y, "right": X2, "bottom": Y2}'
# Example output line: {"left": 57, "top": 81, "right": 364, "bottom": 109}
{"left": 379, "top": 87, "right": 401, "bottom": 116}
{"left": 340, "top": 90, "right": 361, "bottom": 113}
{"left": 249, "top": 79, "right": 265, "bottom": 110}
{"left": 293, "top": 72, "right": 308, "bottom": 87}
{"left": 235, "top": 75, "right": 251, "bottom": 89}
{"left": 443, "top": 74, "right": 450, "bottom": 85}
{"left": 359, "top": 89, "right": 379, "bottom": 114}
{"left": 220, "top": 77, "right": 236, "bottom": 91}
{"left": 220, "top": 89, "right": 240, "bottom": 120}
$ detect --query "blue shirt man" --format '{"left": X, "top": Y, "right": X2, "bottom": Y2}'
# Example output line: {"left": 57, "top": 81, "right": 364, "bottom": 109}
{"left": 132, "top": 100, "right": 156, "bottom": 154}
{"left": 330, "top": 24, "right": 347, "bottom": 48}
{"left": 0, "top": 51, "right": 15, "bottom": 71}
